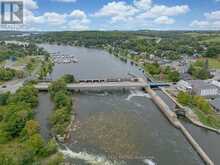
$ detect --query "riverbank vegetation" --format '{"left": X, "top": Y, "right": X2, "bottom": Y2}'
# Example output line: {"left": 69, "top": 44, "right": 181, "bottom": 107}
{"left": 144, "top": 63, "right": 180, "bottom": 82}
{"left": 0, "top": 41, "right": 48, "bottom": 62}
{"left": 0, "top": 67, "right": 24, "bottom": 82}
{"left": 24, "top": 31, "right": 220, "bottom": 82}
{"left": 39, "top": 57, "right": 54, "bottom": 79}
{"left": 177, "top": 91, "right": 220, "bottom": 129}
{"left": 29, "top": 31, "right": 220, "bottom": 59}
{"left": 48, "top": 77, "right": 74, "bottom": 137}
{"left": 0, "top": 85, "right": 63, "bottom": 164}
{"left": 0, "top": 41, "right": 50, "bottom": 82}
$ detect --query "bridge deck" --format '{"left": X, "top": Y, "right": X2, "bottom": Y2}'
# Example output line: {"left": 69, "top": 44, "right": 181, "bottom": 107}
{"left": 35, "top": 80, "right": 147, "bottom": 91}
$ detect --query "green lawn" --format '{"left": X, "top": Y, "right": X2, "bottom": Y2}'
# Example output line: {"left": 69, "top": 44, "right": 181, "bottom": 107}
{"left": 203, "top": 36, "right": 220, "bottom": 43}
{"left": 191, "top": 107, "right": 220, "bottom": 129}
{"left": 198, "top": 58, "right": 220, "bottom": 69}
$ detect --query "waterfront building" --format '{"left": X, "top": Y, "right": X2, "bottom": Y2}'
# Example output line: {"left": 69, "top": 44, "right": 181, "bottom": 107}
{"left": 188, "top": 80, "right": 219, "bottom": 98}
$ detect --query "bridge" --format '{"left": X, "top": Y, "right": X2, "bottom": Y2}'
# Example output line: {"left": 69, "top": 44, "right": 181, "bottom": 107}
{"left": 149, "top": 82, "right": 172, "bottom": 88}
{"left": 35, "top": 77, "right": 148, "bottom": 91}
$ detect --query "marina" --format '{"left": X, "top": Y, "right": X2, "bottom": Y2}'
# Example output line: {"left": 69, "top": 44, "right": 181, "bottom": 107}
{"left": 51, "top": 53, "right": 79, "bottom": 64}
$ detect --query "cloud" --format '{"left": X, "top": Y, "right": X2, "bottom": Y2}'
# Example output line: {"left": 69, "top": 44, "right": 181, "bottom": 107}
{"left": 23, "top": 8, "right": 90, "bottom": 31}
{"left": 93, "top": 0, "right": 189, "bottom": 29}
{"left": 190, "top": 10, "right": 220, "bottom": 30}
{"left": 205, "top": 10, "right": 220, "bottom": 20}
{"left": 190, "top": 20, "right": 210, "bottom": 28}
{"left": 133, "top": 0, "right": 152, "bottom": 10}
{"left": 139, "top": 5, "right": 189, "bottom": 19}
{"left": 70, "top": 9, "right": 90, "bottom": 23}
{"left": 93, "top": 1, "right": 138, "bottom": 22}
{"left": 154, "top": 16, "right": 175, "bottom": 24}
{"left": 190, "top": 20, "right": 220, "bottom": 30}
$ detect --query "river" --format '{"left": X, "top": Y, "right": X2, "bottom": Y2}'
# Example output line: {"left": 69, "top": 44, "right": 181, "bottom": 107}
{"left": 35, "top": 44, "right": 219, "bottom": 165}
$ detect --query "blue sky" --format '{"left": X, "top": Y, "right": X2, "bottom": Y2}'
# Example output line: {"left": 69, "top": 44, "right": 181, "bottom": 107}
{"left": 2, "top": 0, "right": 220, "bottom": 31}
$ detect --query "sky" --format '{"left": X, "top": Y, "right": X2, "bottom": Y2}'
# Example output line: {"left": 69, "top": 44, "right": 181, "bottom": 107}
{"left": 0, "top": 0, "right": 220, "bottom": 31}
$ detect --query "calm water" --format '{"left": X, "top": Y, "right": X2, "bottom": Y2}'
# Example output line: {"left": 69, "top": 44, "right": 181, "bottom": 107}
{"left": 35, "top": 44, "right": 219, "bottom": 165}
{"left": 35, "top": 92, "right": 54, "bottom": 140}
{"left": 40, "top": 44, "right": 144, "bottom": 80}
{"left": 156, "top": 89, "right": 220, "bottom": 164}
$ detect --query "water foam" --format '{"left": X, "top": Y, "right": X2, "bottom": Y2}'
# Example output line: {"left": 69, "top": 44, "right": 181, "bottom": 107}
{"left": 143, "top": 158, "right": 157, "bottom": 165}
{"left": 59, "top": 146, "right": 124, "bottom": 165}
{"left": 126, "top": 90, "right": 151, "bottom": 101}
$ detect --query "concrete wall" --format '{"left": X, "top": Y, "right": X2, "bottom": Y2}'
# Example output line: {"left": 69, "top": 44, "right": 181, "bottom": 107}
{"left": 145, "top": 87, "right": 214, "bottom": 165}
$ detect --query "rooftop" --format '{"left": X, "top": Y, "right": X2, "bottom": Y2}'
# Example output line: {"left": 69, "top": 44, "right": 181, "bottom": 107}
{"left": 210, "top": 97, "right": 220, "bottom": 112}
{"left": 188, "top": 80, "right": 218, "bottom": 90}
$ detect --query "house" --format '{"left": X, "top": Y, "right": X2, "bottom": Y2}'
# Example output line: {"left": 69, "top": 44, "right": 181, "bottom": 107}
{"left": 209, "top": 97, "right": 220, "bottom": 112}
{"left": 188, "top": 80, "right": 219, "bottom": 98}
{"left": 210, "top": 70, "right": 220, "bottom": 81}
{"left": 176, "top": 80, "right": 192, "bottom": 92}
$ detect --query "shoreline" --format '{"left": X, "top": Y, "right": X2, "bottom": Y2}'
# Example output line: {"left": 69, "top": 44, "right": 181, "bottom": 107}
{"left": 161, "top": 87, "right": 220, "bottom": 134}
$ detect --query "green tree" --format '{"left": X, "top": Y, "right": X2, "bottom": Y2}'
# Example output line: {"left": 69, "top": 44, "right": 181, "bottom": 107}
{"left": 0, "top": 153, "right": 16, "bottom": 165}
{"left": 62, "top": 74, "right": 76, "bottom": 83}
{"left": 49, "top": 79, "right": 67, "bottom": 98}
{"left": 22, "top": 120, "right": 40, "bottom": 137}
{"left": 45, "top": 153, "right": 64, "bottom": 165}
{"left": 54, "top": 91, "right": 72, "bottom": 109}
{"left": 0, "top": 92, "right": 10, "bottom": 106}
{"left": 167, "top": 70, "right": 180, "bottom": 82}
{"left": 25, "top": 134, "right": 45, "bottom": 156}
{"left": 177, "top": 91, "right": 191, "bottom": 106}
{"left": 8, "top": 85, "right": 38, "bottom": 108}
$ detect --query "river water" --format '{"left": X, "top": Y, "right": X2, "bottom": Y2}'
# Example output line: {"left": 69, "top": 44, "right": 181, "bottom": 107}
{"left": 35, "top": 44, "right": 219, "bottom": 165}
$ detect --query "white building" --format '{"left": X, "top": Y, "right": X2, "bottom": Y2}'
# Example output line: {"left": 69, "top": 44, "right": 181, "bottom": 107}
{"left": 176, "top": 80, "right": 192, "bottom": 92}
{"left": 188, "top": 80, "right": 219, "bottom": 98}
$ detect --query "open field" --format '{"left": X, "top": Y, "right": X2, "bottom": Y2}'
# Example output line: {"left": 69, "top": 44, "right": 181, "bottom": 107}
{"left": 198, "top": 58, "right": 220, "bottom": 69}
{"left": 201, "top": 36, "right": 220, "bottom": 43}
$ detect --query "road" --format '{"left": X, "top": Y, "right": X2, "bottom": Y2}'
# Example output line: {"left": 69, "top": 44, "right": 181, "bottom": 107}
{"left": 0, "top": 62, "right": 42, "bottom": 94}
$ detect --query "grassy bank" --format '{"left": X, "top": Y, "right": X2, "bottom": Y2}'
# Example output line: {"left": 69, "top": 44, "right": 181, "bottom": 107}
{"left": 177, "top": 91, "right": 220, "bottom": 129}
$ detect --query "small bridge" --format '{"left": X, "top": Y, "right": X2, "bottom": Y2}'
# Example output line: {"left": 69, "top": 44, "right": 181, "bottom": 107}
{"left": 35, "top": 77, "right": 147, "bottom": 91}
{"left": 149, "top": 82, "right": 172, "bottom": 88}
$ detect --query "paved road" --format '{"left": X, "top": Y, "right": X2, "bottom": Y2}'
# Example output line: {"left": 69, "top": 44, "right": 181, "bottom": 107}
{"left": 0, "top": 79, "right": 25, "bottom": 94}
{"left": 0, "top": 63, "right": 42, "bottom": 94}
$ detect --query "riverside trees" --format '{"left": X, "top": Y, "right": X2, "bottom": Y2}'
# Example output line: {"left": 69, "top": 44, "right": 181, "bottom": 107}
{"left": 48, "top": 77, "right": 73, "bottom": 136}
{"left": 0, "top": 85, "right": 61, "bottom": 164}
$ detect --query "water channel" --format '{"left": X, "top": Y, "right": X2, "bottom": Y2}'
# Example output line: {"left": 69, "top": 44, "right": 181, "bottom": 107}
{"left": 35, "top": 44, "right": 220, "bottom": 165}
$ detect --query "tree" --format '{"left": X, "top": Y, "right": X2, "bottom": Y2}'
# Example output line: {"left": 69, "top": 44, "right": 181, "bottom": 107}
{"left": 54, "top": 91, "right": 71, "bottom": 109}
{"left": 45, "top": 153, "right": 64, "bottom": 165}
{"left": 206, "top": 46, "right": 220, "bottom": 58}
{"left": 49, "top": 79, "right": 67, "bottom": 98}
{"left": 188, "top": 60, "right": 211, "bottom": 80}
{"left": 50, "top": 108, "right": 70, "bottom": 134}
{"left": 0, "top": 92, "right": 10, "bottom": 106}
{"left": 145, "top": 63, "right": 161, "bottom": 75}
{"left": 0, "top": 68, "right": 15, "bottom": 81}
{"left": 167, "top": 70, "right": 180, "bottom": 82}
{"left": 45, "top": 139, "right": 57, "bottom": 155}
{"left": 8, "top": 85, "right": 38, "bottom": 108}
{"left": 4, "top": 109, "right": 32, "bottom": 138}
{"left": 22, "top": 120, "right": 40, "bottom": 137}
{"left": 0, "top": 153, "right": 16, "bottom": 165}
{"left": 177, "top": 91, "right": 191, "bottom": 106}
{"left": 25, "top": 134, "right": 45, "bottom": 156}
{"left": 62, "top": 74, "right": 76, "bottom": 83}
